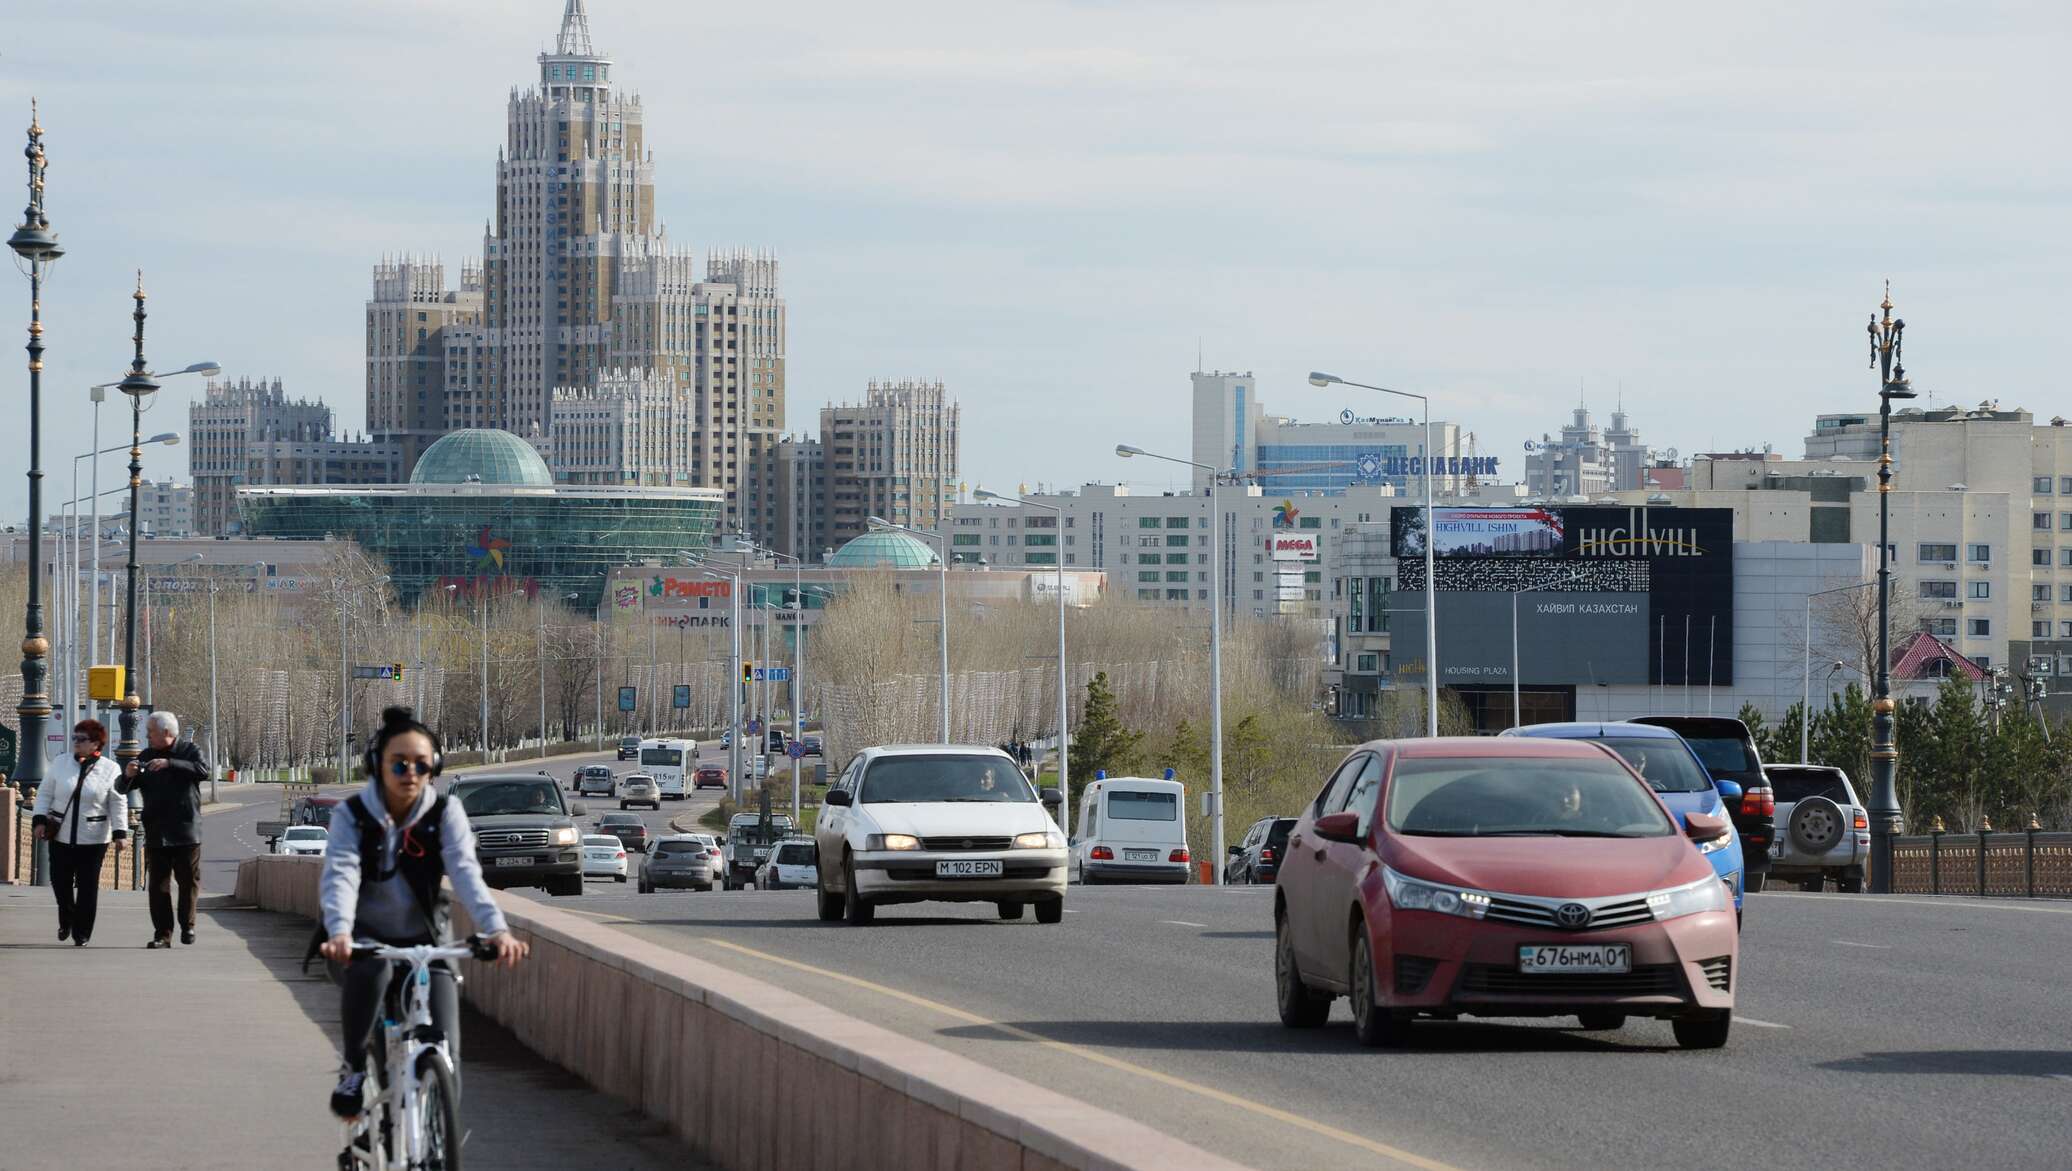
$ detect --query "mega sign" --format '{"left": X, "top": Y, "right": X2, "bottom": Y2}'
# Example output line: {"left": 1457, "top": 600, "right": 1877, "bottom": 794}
{"left": 1267, "top": 533, "right": 1320, "bottom": 561}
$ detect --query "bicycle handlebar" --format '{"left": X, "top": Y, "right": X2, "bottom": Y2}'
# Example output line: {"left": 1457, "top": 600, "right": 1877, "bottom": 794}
{"left": 347, "top": 935, "right": 498, "bottom": 963}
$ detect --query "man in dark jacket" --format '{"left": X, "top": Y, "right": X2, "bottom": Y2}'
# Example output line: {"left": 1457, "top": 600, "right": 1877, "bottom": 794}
{"left": 120, "top": 711, "right": 210, "bottom": 948}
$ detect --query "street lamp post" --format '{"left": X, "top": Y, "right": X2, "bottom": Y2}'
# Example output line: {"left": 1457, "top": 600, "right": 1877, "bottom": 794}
{"left": 1803, "top": 582, "right": 1874, "bottom": 763}
{"left": 1867, "top": 286, "right": 1917, "bottom": 892}
{"left": 536, "top": 588, "right": 548, "bottom": 759}
{"left": 973, "top": 490, "right": 1070, "bottom": 838}
{"left": 1311, "top": 372, "right": 1439, "bottom": 736}
{"left": 338, "top": 573, "right": 390, "bottom": 780}
{"left": 867, "top": 518, "right": 950, "bottom": 742}
{"left": 113, "top": 281, "right": 160, "bottom": 790}
{"left": 751, "top": 542, "right": 808, "bottom": 816}
{"left": 1115, "top": 445, "right": 1225, "bottom": 883}
{"left": 67, "top": 435, "right": 176, "bottom": 726}
{"left": 683, "top": 551, "right": 744, "bottom": 804}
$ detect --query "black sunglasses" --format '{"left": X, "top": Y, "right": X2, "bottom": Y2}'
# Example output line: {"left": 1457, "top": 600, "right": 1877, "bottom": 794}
{"left": 388, "top": 760, "right": 436, "bottom": 778}
{"left": 71, "top": 734, "right": 97, "bottom": 742}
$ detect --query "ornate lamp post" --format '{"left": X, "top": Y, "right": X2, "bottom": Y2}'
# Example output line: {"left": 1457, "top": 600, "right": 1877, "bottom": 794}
{"left": 1867, "top": 283, "right": 1917, "bottom": 893}
{"left": 113, "top": 279, "right": 160, "bottom": 782}
{"left": 9, "top": 101, "right": 64, "bottom": 889}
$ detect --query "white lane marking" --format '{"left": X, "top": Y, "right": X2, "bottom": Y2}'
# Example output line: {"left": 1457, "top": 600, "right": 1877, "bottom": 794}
{"left": 1835, "top": 940, "right": 1892, "bottom": 949}
{"left": 1062, "top": 908, "right": 1082, "bottom": 914}
{"left": 1160, "top": 920, "right": 1209, "bottom": 928}
{"left": 1763, "top": 892, "right": 2072, "bottom": 915}
{"left": 1733, "top": 1016, "right": 1792, "bottom": 1029}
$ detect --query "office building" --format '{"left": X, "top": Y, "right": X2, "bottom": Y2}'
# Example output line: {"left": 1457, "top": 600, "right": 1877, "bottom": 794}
{"left": 772, "top": 434, "right": 828, "bottom": 562}
{"left": 1189, "top": 369, "right": 1478, "bottom": 495}
{"left": 1522, "top": 402, "right": 1654, "bottom": 497}
{"left": 188, "top": 377, "right": 399, "bottom": 536}
{"left": 365, "top": 258, "right": 485, "bottom": 477}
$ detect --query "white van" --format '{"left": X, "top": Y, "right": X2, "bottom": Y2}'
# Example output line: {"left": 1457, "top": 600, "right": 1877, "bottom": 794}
{"left": 638, "top": 737, "right": 697, "bottom": 800}
{"left": 1069, "top": 775, "right": 1190, "bottom": 884}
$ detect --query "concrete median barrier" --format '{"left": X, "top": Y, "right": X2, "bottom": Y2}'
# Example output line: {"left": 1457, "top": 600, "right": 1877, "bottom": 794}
{"left": 237, "top": 854, "right": 1249, "bottom": 1171}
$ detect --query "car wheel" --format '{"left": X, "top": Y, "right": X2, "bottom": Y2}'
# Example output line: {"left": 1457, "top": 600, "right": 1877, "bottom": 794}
{"left": 997, "top": 901, "right": 1025, "bottom": 920}
{"left": 1745, "top": 871, "right": 1768, "bottom": 893}
{"left": 1672, "top": 1011, "right": 1732, "bottom": 1050}
{"left": 546, "top": 873, "right": 584, "bottom": 898}
{"left": 1575, "top": 1012, "right": 1626, "bottom": 1031}
{"left": 1274, "top": 913, "right": 1330, "bottom": 1028}
{"left": 620, "top": 802, "right": 628, "bottom": 810}
{"left": 1034, "top": 898, "right": 1064, "bottom": 924}
{"left": 616, "top": 874, "right": 628, "bottom": 883}
{"left": 1837, "top": 867, "right": 1866, "bottom": 894}
{"left": 1349, "top": 927, "right": 1409, "bottom": 1047}
{"left": 842, "top": 855, "right": 875, "bottom": 925}
{"left": 1800, "top": 877, "right": 1824, "bottom": 893}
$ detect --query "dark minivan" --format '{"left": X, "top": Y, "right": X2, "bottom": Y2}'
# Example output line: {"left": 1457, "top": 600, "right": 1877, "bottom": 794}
{"left": 1630, "top": 716, "right": 1776, "bottom": 891}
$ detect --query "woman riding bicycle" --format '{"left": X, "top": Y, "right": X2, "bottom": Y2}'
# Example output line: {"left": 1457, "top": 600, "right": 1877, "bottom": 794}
{"left": 318, "top": 707, "right": 527, "bottom": 1119}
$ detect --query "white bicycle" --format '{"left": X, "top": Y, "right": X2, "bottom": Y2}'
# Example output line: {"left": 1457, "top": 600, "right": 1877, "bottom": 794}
{"left": 337, "top": 937, "right": 494, "bottom": 1171}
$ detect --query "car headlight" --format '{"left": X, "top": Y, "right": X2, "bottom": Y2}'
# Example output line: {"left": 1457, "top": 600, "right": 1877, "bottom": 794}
{"left": 1647, "top": 874, "right": 1731, "bottom": 920}
{"left": 551, "top": 827, "right": 579, "bottom": 846}
{"left": 865, "top": 833, "right": 921, "bottom": 851}
{"left": 1381, "top": 866, "right": 1490, "bottom": 920}
{"left": 1696, "top": 829, "right": 1735, "bottom": 855}
{"left": 1012, "top": 831, "right": 1065, "bottom": 850}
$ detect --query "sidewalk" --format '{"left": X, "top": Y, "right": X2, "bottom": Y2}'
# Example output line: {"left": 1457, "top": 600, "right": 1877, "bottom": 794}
{"left": 0, "top": 889, "right": 691, "bottom": 1170}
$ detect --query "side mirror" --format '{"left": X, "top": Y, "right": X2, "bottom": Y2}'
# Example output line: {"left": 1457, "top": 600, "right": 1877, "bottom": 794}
{"left": 714, "top": 834, "right": 726, "bottom": 845}
{"left": 1039, "top": 787, "right": 1063, "bottom": 809}
{"left": 1684, "top": 811, "right": 1730, "bottom": 841}
{"left": 1227, "top": 845, "right": 1243, "bottom": 856}
{"left": 1312, "top": 811, "right": 1362, "bottom": 845}
{"left": 1713, "top": 779, "right": 1743, "bottom": 802}
{"left": 571, "top": 802, "right": 589, "bottom": 817}
{"left": 825, "top": 789, "right": 852, "bottom": 807}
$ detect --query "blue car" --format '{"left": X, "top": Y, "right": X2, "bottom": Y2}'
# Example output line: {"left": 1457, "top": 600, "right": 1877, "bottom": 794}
{"left": 1500, "top": 722, "right": 1745, "bottom": 917}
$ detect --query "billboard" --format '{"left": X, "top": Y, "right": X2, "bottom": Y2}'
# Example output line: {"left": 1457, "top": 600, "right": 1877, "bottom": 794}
{"left": 1389, "top": 506, "right": 1734, "bottom": 686}
{"left": 1267, "top": 533, "right": 1320, "bottom": 561}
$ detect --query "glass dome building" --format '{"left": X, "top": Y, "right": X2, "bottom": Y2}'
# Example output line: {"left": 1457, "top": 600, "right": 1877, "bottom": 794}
{"left": 823, "top": 530, "right": 943, "bottom": 570}
{"left": 237, "top": 429, "right": 720, "bottom": 607}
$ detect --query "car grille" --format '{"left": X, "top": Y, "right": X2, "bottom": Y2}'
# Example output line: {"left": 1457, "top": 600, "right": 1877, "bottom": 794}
{"left": 1394, "top": 955, "right": 1440, "bottom": 995}
{"left": 478, "top": 829, "right": 551, "bottom": 849}
{"left": 1458, "top": 964, "right": 1683, "bottom": 998}
{"left": 1698, "top": 955, "right": 1731, "bottom": 993}
{"left": 884, "top": 864, "right": 1052, "bottom": 881}
{"left": 1483, "top": 895, "right": 1655, "bottom": 931}
{"left": 920, "top": 836, "right": 1014, "bottom": 851}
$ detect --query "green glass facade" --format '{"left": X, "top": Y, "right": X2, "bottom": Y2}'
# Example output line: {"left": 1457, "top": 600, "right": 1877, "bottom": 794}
{"left": 238, "top": 484, "right": 721, "bottom": 608}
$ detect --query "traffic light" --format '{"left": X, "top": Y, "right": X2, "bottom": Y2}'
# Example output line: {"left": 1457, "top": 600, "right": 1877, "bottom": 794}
{"left": 742, "top": 661, "right": 755, "bottom": 684}
{"left": 392, "top": 662, "right": 406, "bottom": 682}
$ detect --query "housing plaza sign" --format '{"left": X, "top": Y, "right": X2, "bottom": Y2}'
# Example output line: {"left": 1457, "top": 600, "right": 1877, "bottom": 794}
{"left": 1388, "top": 506, "right": 1735, "bottom": 686}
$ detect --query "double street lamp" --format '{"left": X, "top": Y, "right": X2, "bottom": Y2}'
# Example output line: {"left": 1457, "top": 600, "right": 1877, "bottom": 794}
{"left": 1867, "top": 286, "right": 1917, "bottom": 893}
{"left": 1116, "top": 444, "right": 1226, "bottom": 883}
{"left": 867, "top": 517, "right": 950, "bottom": 743}
{"left": 973, "top": 488, "right": 1071, "bottom": 837}
{"left": 10, "top": 101, "right": 62, "bottom": 819}
{"left": 1310, "top": 371, "right": 1440, "bottom": 737}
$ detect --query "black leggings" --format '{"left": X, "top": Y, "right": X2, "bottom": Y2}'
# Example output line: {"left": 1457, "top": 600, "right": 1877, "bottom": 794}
{"left": 339, "top": 954, "right": 460, "bottom": 1076}
{"left": 48, "top": 841, "right": 110, "bottom": 941}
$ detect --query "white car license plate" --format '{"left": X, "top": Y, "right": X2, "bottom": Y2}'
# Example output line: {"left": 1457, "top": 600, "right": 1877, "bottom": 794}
{"left": 1518, "top": 944, "right": 1631, "bottom": 974}
{"left": 1124, "top": 849, "right": 1158, "bottom": 862}
{"left": 495, "top": 856, "right": 536, "bottom": 868}
{"left": 935, "top": 859, "right": 1004, "bottom": 878}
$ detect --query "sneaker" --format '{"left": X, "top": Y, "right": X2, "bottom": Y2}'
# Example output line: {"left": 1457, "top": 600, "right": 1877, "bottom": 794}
{"left": 329, "top": 1071, "right": 368, "bottom": 1119}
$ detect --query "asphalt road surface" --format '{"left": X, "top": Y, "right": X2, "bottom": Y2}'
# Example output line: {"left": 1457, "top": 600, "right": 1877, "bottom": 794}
{"left": 528, "top": 880, "right": 2072, "bottom": 1171}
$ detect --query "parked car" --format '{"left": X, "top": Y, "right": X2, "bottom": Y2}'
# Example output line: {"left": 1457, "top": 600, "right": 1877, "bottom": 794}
{"left": 1502, "top": 722, "right": 1745, "bottom": 919}
{"left": 640, "top": 834, "right": 718, "bottom": 892}
{"left": 1763, "top": 764, "right": 1870, "bottom": 892}
{"left": 448, "top": 775, "right": 587, "bottom": 896}
{"left": 801, "top": 735, "right": 823, "bottom": 757}
{"left": 274, "top": 825, "right": 329, "bottom": 857}
{"left": 755, "top": 838, "right": 819, "bottom": 890}
{"left": 1273, "top": 737, "right": 1738, "bottom": 1050}
{"left": 1069, "top": 775, "right": 1190, "bottom": 884}
{"left": 619, "top": 774, "right": 661, "bottom": 810}
{"left": 581, "top": 834, "right": 630, "bottom": 882}
{"left": 1225, "top": 817, "right": 1297, "bottom": 884}
{"left": 575, "top": 765, "right": 617, "bottom": 798}
{"left": 719, "top": 729, "right": 732, "bottom": 750}
{"left": 617, "top": 735, "right": 642, "bottom": 761}
{"left": 693, "top": 764, "right": 728, "bottom": 791}
{"left": 594, "top": 812, "right": 651, "bottom": 853}
{"left": 816, "top": 744, "right": 1068, "bottom": 924}
{"left": 1631, "top": 716, "right": 1776, "bottom": 892}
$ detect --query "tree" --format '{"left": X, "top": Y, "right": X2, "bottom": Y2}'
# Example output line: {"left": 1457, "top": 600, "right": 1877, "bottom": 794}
{"left": 1071, "top": 672, "right": 1144, "bottom": 793}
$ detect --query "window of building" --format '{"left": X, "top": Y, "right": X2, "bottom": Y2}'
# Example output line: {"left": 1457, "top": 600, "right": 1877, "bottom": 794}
{"left": 2063, "top": 584, "right": 2072, "bottom": 603}
{"left": 1299, "top": 516, "right": 1322, "bottom": 530}
{"left": 2062, "top": 477, "right": 2072, "bottom": 495}
{"left": 1166, "top": 571, "right": 1189, "bottom": 583}
{"left": 2063, "top": 621, "right": 2072, "bottom": 638}
{"left": 2036, "top": 622, "right": 2052, "bottom": 638}
{"left": 1137, "top": 589, "right": 1159, "bottom": 601}
{"left": 1138, "top": 571, "right": 1161, "bottom": 583}
{"left": 1025, "top": 534, "right": 1056, "bottom": 547}
{"left": 2037, "top": 513, "right": 2054, "bottom": 531}
{"left": 1252, "top": 572, "right": 1263, "bottom": 583}
{"left": 2063, "top": 513, "right": 2072, "bottom": 530}
{"left": 1304, "top": 571, "right": 1322, "bottom": 584}
{"left": 2037, "top": 549, "right": 2053, "bottom": 567}
{"left": 1968, "top": 544, "right": 1992, "bottom": 564}
{"left": 1918, "top": 543, "right": 1957, "bottom": 562}
{"left": 1969, "top": 581, "right": 1991, "bottom": 600}
{"left": 1165, "top": 534, "right": 1190, "bottom": 547}
{"left": 1166, "top": 589, "right": 1191, "bottom": 602}
{"left": 1026, "top": 552, "right": 1056, "bottom": 565}
{"left": 1252, "top": 590, "right": 1264, "bottom": 600}
{"left": 1165, "top": 516, "right": 1189, "bottom": 529}
{"left": 2037, "top": 476, "right": 2056, "bottom": 494}
{"left": 1919, "top": 581, "right": 1957, "bottom": 599}
{"left": 1356, "top": 653, "right": 1379, "bottom": 673}
{"left": 1927, "top": 617, "right": 1957, "bottom": 637}
{"left": 2035, "top": 584, "right": 2052, "bottom": 602}
{"left": 1968, "top": 619, "right": 1991, "bottom": 637}
{"left": 2062, "top": 548, "right": 2072, "bottom": 566}
{"left": 1138, "top": 516, "right": 1162, "bottom": 529}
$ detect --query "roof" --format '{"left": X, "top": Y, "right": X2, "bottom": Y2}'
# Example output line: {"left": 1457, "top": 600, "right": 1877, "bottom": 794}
{"left": 857, "top": 744, "right": 1014, "bottom": 759}
{"left": 410, "top": 429, "right": 554, "bottom": 487}
{"left": 1503, "top": 722, "right": 1689, "bottom": 741}
{"left": 1369, "top": 736, "right": 1617, "bottom": 760}
{"left": 826, "top": 530, "right": 942, "bottom": 569}
{"left": 1890, "top": 631, "right": 1987, "bottom": 681}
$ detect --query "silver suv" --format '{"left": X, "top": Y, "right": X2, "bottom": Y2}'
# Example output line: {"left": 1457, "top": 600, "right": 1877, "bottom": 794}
{"left": 1762, "top": 764, "right": 1870, "bottom": 893}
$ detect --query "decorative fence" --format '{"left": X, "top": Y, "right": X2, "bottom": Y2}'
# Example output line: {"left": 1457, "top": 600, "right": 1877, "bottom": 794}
{"left": 1887, "top": 825, "right": 2072, "bottom": 898}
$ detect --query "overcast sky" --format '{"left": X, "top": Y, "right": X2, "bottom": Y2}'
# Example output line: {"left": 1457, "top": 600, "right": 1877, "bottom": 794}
{"left": 3, "top": 0, "right": 2067, "bottom": 518}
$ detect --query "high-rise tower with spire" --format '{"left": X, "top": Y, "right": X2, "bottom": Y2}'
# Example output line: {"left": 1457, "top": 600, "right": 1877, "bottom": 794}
{"left": 368, "top": 0, "right": 786, "bottom": 534}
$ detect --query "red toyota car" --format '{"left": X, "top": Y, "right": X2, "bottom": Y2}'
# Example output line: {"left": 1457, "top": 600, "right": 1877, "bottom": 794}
{"left": 1274, "top": 737, "right": 1738, "bottom": 1049}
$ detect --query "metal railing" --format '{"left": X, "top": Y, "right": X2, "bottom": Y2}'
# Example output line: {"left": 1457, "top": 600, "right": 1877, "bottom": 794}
{"left": 10, "top": 798, "right": 143, "bottom": 890}
{"left": 1887, "top": 819, "right": 2072, "bottom": 898}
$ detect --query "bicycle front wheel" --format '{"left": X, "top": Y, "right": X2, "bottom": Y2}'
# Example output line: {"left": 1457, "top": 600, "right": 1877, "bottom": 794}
{"left": 413, "top": 1050, "right": 462, "bottom": 1171}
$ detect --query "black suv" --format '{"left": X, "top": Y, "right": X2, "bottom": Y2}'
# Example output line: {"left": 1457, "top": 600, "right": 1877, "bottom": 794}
{"left": 448, "top": 775, "right": 588, "bottom": 897}
{"left": 1224, "top": 816, "right": 1297, "bottom": 884}
{"left": 1631, "top": 716, "right": 1776, "bottom": 892}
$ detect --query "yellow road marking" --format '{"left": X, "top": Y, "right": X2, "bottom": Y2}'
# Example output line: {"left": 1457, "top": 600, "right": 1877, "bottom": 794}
{"left": 694, "top": 934, "right": 1467, "bottom": 1171}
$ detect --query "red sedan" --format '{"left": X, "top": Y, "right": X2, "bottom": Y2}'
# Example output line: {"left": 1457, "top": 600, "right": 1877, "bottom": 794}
{"left": 1274, "top": 736, "right": 1738, "bottom": 1049}
{"left": 694, "top": 764, "right": 728, "bottom": 791}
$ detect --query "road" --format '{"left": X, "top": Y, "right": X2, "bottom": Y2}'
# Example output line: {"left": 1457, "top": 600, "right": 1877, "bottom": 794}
{"left": 525, "top": 880, "right": 2072, "bottom": 1171}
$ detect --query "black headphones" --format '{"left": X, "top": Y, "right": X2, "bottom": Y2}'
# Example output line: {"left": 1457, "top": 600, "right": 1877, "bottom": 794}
{"left": 364, "top": 707, "right": 445, "bottom": 781}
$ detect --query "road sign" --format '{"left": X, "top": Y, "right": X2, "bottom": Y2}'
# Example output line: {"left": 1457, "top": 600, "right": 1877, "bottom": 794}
{"left": 747, "top": 718, "right": 762, "bottom": 734}
{"left": 787, "top": 741, "right": 805, "bottom": 760}
{"left": 617, "top": 686, "right": 637, "bottom": 712}
{"left": 672, "top": 684, "right": 691, "bottom": 710}
{"left": 752, "top": 667, "right": 791, "bottom": 683}
{"left": 351, "top": 664, "right": 403, "bottom": 681}
{"left": 256, "top": 820, "right": 287, "bottom": 842}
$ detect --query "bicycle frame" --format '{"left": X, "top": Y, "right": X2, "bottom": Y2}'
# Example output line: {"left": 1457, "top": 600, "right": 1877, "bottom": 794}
{"left": 340, "top": 941, "right": 474, "bottom": 1171}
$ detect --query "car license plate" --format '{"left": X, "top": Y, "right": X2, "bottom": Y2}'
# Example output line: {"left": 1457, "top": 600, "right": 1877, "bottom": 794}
{"left": 935, "top": 859, "right": 1004, "bottom": 878}
{"left": 1518, "top": 944, "right": 1631, "bottom": 974}
{"left": 494, "top": 856, "right": 535, "bottom": 868}
{"left": 1124, "top": 849, "right": 1158, "bottom": 862}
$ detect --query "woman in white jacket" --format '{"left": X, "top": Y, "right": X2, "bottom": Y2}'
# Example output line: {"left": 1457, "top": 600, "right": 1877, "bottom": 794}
{"left": 30, "top": 719, "right": 129, "bottom": 946}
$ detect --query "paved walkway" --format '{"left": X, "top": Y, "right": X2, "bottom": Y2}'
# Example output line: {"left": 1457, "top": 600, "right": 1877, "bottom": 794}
{"left": 0, "top": 888, "right": 693, "bottom": 1170}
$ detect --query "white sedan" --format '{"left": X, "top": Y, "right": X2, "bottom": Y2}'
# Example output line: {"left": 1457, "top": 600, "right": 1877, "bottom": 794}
{"left": 581, "top": 834, "right": 629, "bottom": 882}
{"left": 275, "top": 826, "right": 329, "bottom": 856}
{"left": 815, "top": 745, "right": 1068, "bottom": 925}
{"left": 754, "top": 838, "right": 819, "bottom": 890}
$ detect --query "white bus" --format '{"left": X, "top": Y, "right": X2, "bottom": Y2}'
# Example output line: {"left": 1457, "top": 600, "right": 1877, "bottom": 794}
{"left": 638, "top": 737, "right": 697, "bottom": 800}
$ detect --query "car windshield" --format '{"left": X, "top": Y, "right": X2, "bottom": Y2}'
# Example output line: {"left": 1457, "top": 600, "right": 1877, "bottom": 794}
{"left": 600, "top": 815, "right": 639, "bottom": 825}
{"left": 640, "top": 747, "right": 682, "bottom": 767}
{"left": 1386, "top": 757, "right": 1675, "bottom": 838}
{"left": 1591, "top": 737, "right": 1713, "bottom": 794}
{"left": 300, "top": 803, "right": 336, "bottom": 827}
{"left": 1107, "top": 789, "right": 1177, "bottom": 821}
{"left": 773, "top": 843, "right": 814, "bottom": 864}
{"left": 284, "top": 827, "right": 326, "bottom": 841}
{"left": 456, "top": 781, "right": 564, "bottom": 817}
{"left": 1678, "top": 735, "right": 1761, "bottom": 783}
{"left": 653, "top": 842, "right": 699, "bottom": 859}
{"left": 1768, "top": 769, "right": 1855, "bottom": 805}
{"left": 857, "top": 755, "right": 1034, "bottom": 804}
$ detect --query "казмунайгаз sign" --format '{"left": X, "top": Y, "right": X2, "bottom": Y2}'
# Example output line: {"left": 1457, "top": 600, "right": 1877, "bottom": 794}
{"left": 1388, "top": 506, "right": 1734, "bottom": 686}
